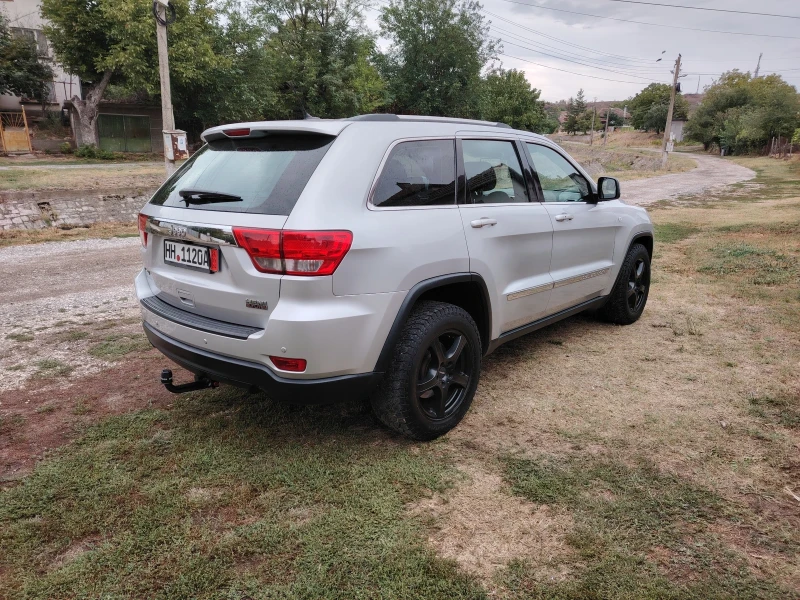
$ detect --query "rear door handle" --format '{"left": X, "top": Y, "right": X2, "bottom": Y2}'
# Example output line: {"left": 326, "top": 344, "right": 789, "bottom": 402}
{"left": 554, "top": 213, "right": 574, "bottom": 222}
{"left": 470, "top": 217, "right": 498, "bottom": 228}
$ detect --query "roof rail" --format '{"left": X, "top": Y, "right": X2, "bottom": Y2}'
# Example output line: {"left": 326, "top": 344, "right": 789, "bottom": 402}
{"left": 345, "top": 114, "right": 512, "bottom": 129}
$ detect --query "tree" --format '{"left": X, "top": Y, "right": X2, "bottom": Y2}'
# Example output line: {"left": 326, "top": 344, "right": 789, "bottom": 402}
{"left": 628, "top": 83, "right": 688, "bottom": 132}
{"left": 42, "top": 0, "right": 224, "bottom": 146}
{"left": 253, "top": 0, "right": 385, "bottom": 119}
{"left": 685, "top": 71, "right": 800, "bottom": 154}
{"left": 564, "top": 89, "right": 587, "bottom": 134}
{"left": 0, "top": 14, "right": 53, "bottom": 105}
{"left": 378, "top": 0, "right": 496, "bottom": 117}
{"left": 479, "top": 68, "right": 547, "bottom": 131}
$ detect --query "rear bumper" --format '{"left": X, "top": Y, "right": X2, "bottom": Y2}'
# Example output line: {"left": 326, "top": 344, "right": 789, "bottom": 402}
{"left": 144, "top": 322, "right": 384, "bottom": 404}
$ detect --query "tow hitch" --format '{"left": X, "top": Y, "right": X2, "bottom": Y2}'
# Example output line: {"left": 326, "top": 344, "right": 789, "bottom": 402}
{"left": 160, "top": 369, "right": 219, "bottom": 394}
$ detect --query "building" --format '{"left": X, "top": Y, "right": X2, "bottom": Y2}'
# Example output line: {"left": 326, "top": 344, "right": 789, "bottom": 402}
{"left": 0, "top": 0, "right": 81, "bottom": 114}
{"left": 64, "top": 100, "right": 164, "bottom": 153}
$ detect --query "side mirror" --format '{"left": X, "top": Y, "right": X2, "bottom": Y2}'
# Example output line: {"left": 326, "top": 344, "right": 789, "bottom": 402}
{"left": 597, "top": 177, "right": 621, "bottom": 201}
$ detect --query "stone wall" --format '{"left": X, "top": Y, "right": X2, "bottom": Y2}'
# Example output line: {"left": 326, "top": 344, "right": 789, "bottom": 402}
{"left": 0, "top": 188, "right": 157, "bottom": 230}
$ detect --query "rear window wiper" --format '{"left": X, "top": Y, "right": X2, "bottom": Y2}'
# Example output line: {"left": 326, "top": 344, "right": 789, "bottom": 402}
{"left": 178, "top": 189, "right": 243, "bottom": 205}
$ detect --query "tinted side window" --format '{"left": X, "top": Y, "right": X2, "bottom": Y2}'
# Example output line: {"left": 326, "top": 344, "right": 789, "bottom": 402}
{"left": 462, "top": 140, "right": 529, "bottom": 204}
{"left": 526, "top": 143, "right": 592, "bottom": 203}
{"left": 372, "top": 140, "right": 456, "bottom": 207}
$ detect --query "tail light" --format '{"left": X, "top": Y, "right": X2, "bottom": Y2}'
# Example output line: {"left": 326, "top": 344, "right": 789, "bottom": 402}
{"left": 138, "top": 213, "right": 148, "bottom": 247}
{"left": 233, "top": 228, "right": 352, "bottom": 276}
{"left": 269, "top": 356, "right": 307, "bottom": 372}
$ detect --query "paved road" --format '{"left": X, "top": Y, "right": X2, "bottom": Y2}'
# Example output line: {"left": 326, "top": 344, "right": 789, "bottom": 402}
{"left": 621, "top": 153, "right": 755, "bottom": 206}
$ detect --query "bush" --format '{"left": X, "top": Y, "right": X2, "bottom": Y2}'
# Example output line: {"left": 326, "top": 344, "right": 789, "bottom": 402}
{"left": 74, "top": 144, "right": 117, "bottom": 160}
{"left": 59, "top": 142, "right": 73, "bottom": 154}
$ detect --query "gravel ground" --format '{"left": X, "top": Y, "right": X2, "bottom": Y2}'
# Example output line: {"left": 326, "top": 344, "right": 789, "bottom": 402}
{"left": 0, "top": 162, "right": 162, "bottom": 171}
{"left": 0, "top": 237, "right": 141, "bottom": 391}
{"left": 621, "top": 153, "right": 756, "bottom": 205}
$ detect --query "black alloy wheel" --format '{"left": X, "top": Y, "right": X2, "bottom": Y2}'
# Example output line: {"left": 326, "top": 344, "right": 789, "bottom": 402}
{"left": 628, "top": 257, "right": 649, "bottom": 313}
{"left": 415, "top": 330, "right": 474, "bottom": 421}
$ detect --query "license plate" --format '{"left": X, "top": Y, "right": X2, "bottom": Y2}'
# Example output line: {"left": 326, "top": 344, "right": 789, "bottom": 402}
{"left": 164, "top": 240, "right": 219, "bottom": 273}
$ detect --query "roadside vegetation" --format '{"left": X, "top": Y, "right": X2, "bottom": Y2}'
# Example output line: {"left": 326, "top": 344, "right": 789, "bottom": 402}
{"left": 0, "top": 222, "right": 137, "bottom": 248}
{"left": 559, "top": 141, "right": 696, "bottom": 180}
{"left": 1, "top": 157, "right": 798, "bottom": 597}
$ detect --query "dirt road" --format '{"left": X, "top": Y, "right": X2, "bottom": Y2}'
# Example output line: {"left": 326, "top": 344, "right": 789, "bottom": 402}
{"left": 621, "top": 153, "right": 755, "bottom": 205}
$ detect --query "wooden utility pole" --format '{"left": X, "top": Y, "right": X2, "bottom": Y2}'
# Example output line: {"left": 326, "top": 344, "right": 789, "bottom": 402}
{"left": 155, "top": 0, "right": 177, "bottom": 176}
{"left": 603, "top": 109, "right": 610, "bottom": 146}
{"left": 754, "top": 53, "right": 763, "bottom": 78}
{"left": 590, "top": 97, "right": 597, "bottom": 146}
{"left": 661, "top": 54, "right": 681, "bottom": 169}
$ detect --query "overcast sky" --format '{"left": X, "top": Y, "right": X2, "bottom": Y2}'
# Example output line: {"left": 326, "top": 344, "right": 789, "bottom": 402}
{"left": 366, "top": 0, "right": 800, "bottom": 102}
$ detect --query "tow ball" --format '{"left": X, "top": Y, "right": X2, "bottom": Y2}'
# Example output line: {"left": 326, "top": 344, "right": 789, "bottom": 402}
{"left": 160, "top": 369, "right": 219, "bottom": 394}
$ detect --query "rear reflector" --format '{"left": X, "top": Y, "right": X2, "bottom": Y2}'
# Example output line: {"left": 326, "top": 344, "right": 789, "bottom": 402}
{"left": 209, "top": 247, "right": 220, "bottom": 273}
{"left": 138, "top": 213, "right": 148, "bottom": 247}
{"left": 270, "top": 356, "right": 307, "bottom": 372}
{"left": 224, "top": 128, "right": 251, "bottom": 137}
{"left": 233, "top": 228, "right": 352, "bottom": 276}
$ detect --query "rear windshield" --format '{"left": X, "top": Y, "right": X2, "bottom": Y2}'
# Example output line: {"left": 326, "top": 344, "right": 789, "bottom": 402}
{"left": 149, "top": 134, "right": 334, "bottom": 215}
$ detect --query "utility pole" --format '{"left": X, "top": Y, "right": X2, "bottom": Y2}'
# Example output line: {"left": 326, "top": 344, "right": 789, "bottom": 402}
{"left": 155, "top": 0, "right": 177, "bottom": 176}
{"left": 590, "top": 97, "right": 597, "bottom": 146}
{"left": 603, "top": 109, "right": 610, "bottom": 146}
{"left": 661, "top": 54, "right": 681, "bottom": 169}
{"left": 696, "top": 76, "right": 701, "bottom": 94}
{"left": 754, "top": 52, "right": 763, "bottom": 78}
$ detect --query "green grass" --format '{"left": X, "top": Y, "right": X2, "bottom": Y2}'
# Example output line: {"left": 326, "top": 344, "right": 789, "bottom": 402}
{"left": 88, "top": 334, "right": 151, "bottom": 359}
{"left": 33, "top": 359, "right": 74, "bottom": 379}
{"left": 748, "top": 393, "right": 800, "bottom": 429}
{"left": 654, "top": 223, "right": 700, "bottom": 244}
{"left": 0, "top": 388, "right": 485, "bottom": 599}
{"left": 498, "top": 455, "right": 790, "bottom": 599}
{"left": 6, "top": 332, "right": 34, "bottom": 342}
{"left": 699, "top": 243, "right": 798, "bottom": 286}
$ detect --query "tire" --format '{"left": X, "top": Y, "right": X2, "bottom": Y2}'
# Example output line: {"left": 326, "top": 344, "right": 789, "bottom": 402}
{"left": 370, "top": 301, "right": 482, "bottom": 441}
{"left": 600, "top": 243, "right": 651, "bottom": 325}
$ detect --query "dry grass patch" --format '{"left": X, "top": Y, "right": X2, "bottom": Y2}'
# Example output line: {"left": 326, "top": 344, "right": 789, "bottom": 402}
{"left": 0, "top": 164, "right": 164, "bottom": 191}
{"left": 561, "top": 141, "right": 696, "bottom": 181}
{"left": 409, "top": 460, "right": 574, "bottom": 583}
{"left": 0, "top": 222, "right": 137, "bottom": 248}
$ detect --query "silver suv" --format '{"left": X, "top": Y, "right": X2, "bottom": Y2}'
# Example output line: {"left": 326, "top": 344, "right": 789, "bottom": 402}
{"left": 136, "top": 115, "right": 653, "bottom": 440}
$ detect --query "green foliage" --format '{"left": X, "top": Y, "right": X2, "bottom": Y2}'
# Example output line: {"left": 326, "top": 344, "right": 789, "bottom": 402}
{"left": 564, "top": 89, "right": 588, "bottom": 134}
{"left": 58, "top": 142, "right": 73, "bottom": 154}
{"left": 252, "top": 0, "right": 386, "bottom": 120}
{"left": 0, "top": 14, "right": 54, "bottom": 103}
{"left": 378, "top": 0, "right": 496, "bottom": 117}
{"left": 479, "top": 68, "right": 548, "bottom": 131}
{"left": 629, "top": 83, "right": 689, "bottom": 132}
{"left": 793, "top": 128, "right": 800, "bottom": 145}
{"left": 685, "top": 71, "right": 800, "bottom": 154}
{"left": 74, "top": 144, "right": 117, "bottom": 160}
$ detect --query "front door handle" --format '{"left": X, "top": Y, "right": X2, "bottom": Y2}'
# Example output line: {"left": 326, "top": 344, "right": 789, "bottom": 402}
{"left": 554, "top": 213, "right": 574, "bottom": 222}
{"left": 471, "top": 217, "right": 498, "bottom": 228}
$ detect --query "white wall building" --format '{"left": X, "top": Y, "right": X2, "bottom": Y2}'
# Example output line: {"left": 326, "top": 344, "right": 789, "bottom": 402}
{"left": 0, "top": 0, "right": 81, "bottom": 112}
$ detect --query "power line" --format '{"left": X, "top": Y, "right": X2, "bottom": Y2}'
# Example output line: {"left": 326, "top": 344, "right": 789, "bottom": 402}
{"left": 596, "top": 0, "right": 800, "bottom": 20}
{"left": 491, "top": 26, "right": 671, "bottom": 75}
{"left": 491, "top": 0, "right": 800, "bottom": 40}
{"left": 497, "top": 36, "right": 666, "bottom": 81}
{"left": 485, "top": 10, "right": 664, "bottom": 64}
{"left": 498, "top": 52, "right": 661, "bottom": 84}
